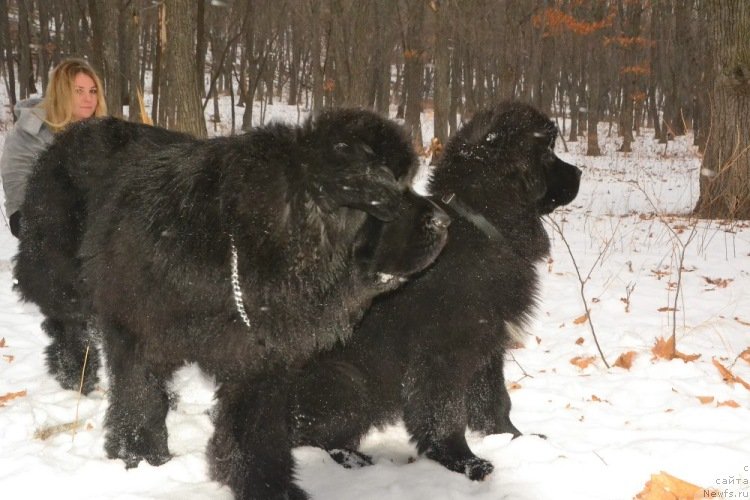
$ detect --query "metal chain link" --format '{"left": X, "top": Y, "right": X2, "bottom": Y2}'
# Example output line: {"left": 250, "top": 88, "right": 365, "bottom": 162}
{"left": 229, "top": 234, "right": 252, "bottom": 329}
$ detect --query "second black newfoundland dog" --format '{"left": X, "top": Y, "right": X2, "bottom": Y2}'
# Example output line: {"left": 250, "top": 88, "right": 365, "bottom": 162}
{"left": 14, "top": 110, "right": 448, "bottom": 499}
{"left": 290, "top": 102, "right": 581, "bottom": 480}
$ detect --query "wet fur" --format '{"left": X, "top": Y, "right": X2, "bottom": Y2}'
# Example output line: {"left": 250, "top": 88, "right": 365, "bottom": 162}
{"left": 14, "top": 110, "right": 448, "bottom": 499}
{"left": 290, "top": 102, "right": 581, "bottom": 481}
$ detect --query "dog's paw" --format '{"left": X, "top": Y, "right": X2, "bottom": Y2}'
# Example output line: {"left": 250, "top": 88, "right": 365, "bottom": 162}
{"left": 463, "top": 456, "right": 494, "bottom": 481}
{"left": 328, "top": 448, "right": 373, "bottom": 469}
{"left": 105, "top": 428, "right": 171, "bottom": 469}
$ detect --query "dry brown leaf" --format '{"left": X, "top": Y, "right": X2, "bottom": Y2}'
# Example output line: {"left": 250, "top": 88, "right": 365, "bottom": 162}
{"left": 3, "top": 354, "right": 14, "bottom": 363}
{"left": 507, "top": 382, "right": 522, "bottom": 391}
{"left": 718, "top": 400, "right": 740, "bottom": 408}
{"left": 614, "top": 351, "right": 637, "bottom": 370}
{"left": 575, "top": 337, "right": 585, "bottom": 345}
{"left": 651, "top": 337, "right": 700, "bottom": 363}
{"left": 0, "top": 337, "right": 6, "bottom": 348}
{"left": 703, "top": 276, "right": 733, "bottom": 288}
{"left": 635, "top": 471, "right": 709, "bottom": 499}
{"left": 739, "top": 348, "right": 750, "bottom": 364}
{"left": 651, "top": 337, "right": 674, "bottom": 360}
{"left": 735, "top": 317, "right": 750, "bottom": 327}
{"left": 573, "top": 314, "right": 588, "bottom": 325}
{"left": 674, "top": 351, "right": 701, "bottom": 362}
{"left": 697, "top": 396, "right": 714, "bottom": 405}
{"left": 570, "top": 356, "right": 596, "bottom": 369}
{"left": 34, "top": 421, "right": 85, "bottom": 440}
{"left": 0, "top": 390, "right": 27, "bottom": 406}
{"left": 712, "top": 358, "right": 750, "bottom": 391}
{"left": 651, "top": 269, "right": 670, "bottom": 279}
{"left": 713, "top": 357, "right": 734, "bottom": 381}
{"left": 535, "top": 336, "right": 542, "bottom": 344}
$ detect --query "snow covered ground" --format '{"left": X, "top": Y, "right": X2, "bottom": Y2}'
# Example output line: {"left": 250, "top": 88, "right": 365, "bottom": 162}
{"left": 1, "top": 101, "right": 748, "bottom": 500}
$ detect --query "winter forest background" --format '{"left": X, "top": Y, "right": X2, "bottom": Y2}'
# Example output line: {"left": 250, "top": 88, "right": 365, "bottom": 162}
{"left": 1, "top": 1, "right": 750, "bottom": 499}
{"left": 1, "top": 0, "right": 749, "bottom": 219}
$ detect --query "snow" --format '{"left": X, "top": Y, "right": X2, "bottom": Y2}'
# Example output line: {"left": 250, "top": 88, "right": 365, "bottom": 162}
{"left": 1, "top": 101, "right": 749, "bottom": 500}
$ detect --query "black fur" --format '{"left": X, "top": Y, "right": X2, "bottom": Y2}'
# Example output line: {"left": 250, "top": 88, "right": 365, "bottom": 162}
{"left": 14, "top": 109, "right": 448, "bottom": 499}
{"left": 290, "top": 101, "right": 581, "bottom": 481}
{"left": 15, "top": 119, "right": 195, "bottom": 393}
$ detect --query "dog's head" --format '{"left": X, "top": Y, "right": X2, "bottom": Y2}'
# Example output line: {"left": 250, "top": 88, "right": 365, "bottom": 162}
{"left": 304, "top": 109, "right": 449, "bottom": 283}
{"left": 430, "top": 102, "right": 581, "bottom": 216}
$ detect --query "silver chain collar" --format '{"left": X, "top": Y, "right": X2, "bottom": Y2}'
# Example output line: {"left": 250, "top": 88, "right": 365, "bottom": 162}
{"left": 229, "top": 234, "right": 252, "bottom": 328}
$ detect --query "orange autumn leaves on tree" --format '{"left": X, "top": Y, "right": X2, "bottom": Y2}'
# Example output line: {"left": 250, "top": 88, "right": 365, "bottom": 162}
{"left": 532, "top": 5, "right": 615, "bottom": 37}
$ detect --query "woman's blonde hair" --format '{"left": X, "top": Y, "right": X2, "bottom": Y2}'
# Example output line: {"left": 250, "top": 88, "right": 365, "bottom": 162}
{"left": 43, "top": 57, "right": 107, "bottom": 132}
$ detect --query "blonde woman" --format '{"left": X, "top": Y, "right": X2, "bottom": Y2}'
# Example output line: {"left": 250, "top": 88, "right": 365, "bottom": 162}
{"left": 1, "top": 57, "right": 107, "bottom": 237}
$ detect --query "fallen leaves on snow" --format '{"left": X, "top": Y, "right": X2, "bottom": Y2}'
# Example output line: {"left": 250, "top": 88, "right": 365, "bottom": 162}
{"left": 614, "top": 351, "right": 637, "bottom": 370}
{"left": 0, "top": 390, "right": 27, "bottom": 407}
{"left": 712, "top": 358, "right": 750, "bottom": 391}
{"left": 570, "top": 356, "right": 596, "bottom": 369}
{"left": 651, "top": 337, "right": 700, "bottom": 362}
{"left": 573, "top": 313, "right": 589, "bottom": 325}
{"left": 702, "top": 276, "right": 733, "bottom": 289}
{"left": 636, "top": 471, "right": 711, "bottom": 499}
{"left": 34, "top": 420, "right": 86, "bottom": 440}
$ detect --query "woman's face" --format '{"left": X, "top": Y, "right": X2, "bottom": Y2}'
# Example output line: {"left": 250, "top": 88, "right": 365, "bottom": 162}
{"left": 71, "top": 72, "right": 98, "bottom": 121}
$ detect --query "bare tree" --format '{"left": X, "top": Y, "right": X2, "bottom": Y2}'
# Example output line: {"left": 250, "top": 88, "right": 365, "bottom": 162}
{"left": 694, "top": 0, "right": 750, "bottom": 219}
{"left": 398, "top": 0, "right": 426, "bottom": 152}
{"left": 90, "top": 0, "right": 124, "bottom": 117}
{"left": 0, "top": 0, "right": 17, "bottom": 111}
{"left": 431, "top": 0, "right": 451, "bottom": 155}
{"left": 157, "top": 0, "right": 207, "bottom": 137}
{"left": 17, "top": 0, "right": 35, "bottom": 99}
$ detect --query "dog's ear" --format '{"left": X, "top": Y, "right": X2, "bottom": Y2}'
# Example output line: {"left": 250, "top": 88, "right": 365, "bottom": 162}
{"left": 308, "top": 148, "right": 403, "bottom": 222}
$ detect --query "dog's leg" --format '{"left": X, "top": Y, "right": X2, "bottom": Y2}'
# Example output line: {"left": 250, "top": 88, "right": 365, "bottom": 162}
{"left": 102, "top": 322, "right": 172, "bottom": 468}
{"left": 289, "top": 358, "right": 379, "bottom": 469}
{"left": 208, "top": 373, "right": 309, "bottom": 500}
{"left": 466, "top": 350, "right": 522, "bottom": 438}
{"left": 403, "top": 354, "right": 494, "bottom": 481}
{"left": 43, "top": 318, "right": 100, "bottom": 394}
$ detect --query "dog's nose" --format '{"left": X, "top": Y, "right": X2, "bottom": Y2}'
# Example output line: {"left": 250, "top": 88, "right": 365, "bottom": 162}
{"left": 431, "top": 210, "right": 451, "bottom": 229}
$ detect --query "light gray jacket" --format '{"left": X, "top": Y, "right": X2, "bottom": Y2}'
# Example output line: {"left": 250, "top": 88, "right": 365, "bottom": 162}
{"left": 1, "top": 98, "right": 54, "bottom": 216}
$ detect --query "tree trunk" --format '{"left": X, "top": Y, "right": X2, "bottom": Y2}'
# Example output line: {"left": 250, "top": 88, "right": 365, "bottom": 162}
{"left": 38, "top": 1, "right": 53, "bottom": 92}
{"left": 124, "top": 1, "right": 143, "bottom": 122}
{"left": 0, "top": 0, "right": 17, "bottom": 111}
{"left": 618, "top": 0, "right": 643, "bottom": 153}
{"left": 17, "top": 0, "right": 34, "bottom": 99}
{"left": 694, "top": 0, "right": 750, "bottom": 219}
{"left": 431, "top": 0, "right": 451, "bottom": 158}
{"left": 90, "top": 0, "right": 124, "bottom": 117}
{"left": 401, "top": 0, "right": 425, "bottom": 152}
{"left": 158, "top": 0, "right": 207, "bottom": 137}
{"left": 309, "top": 0, "right": 324, "bottom": 115}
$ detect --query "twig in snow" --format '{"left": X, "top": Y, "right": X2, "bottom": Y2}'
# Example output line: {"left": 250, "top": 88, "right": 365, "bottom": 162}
{"left": 547, "top": 216, "right": 611, "bottom": 369}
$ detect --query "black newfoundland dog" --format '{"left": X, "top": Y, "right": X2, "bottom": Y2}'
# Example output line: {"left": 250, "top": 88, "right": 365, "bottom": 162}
{"left": 290, "top": 102, "right": 581, "bottom": 480}
{"left": 14, "top": 109, "right": 448, "bottom": 499}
